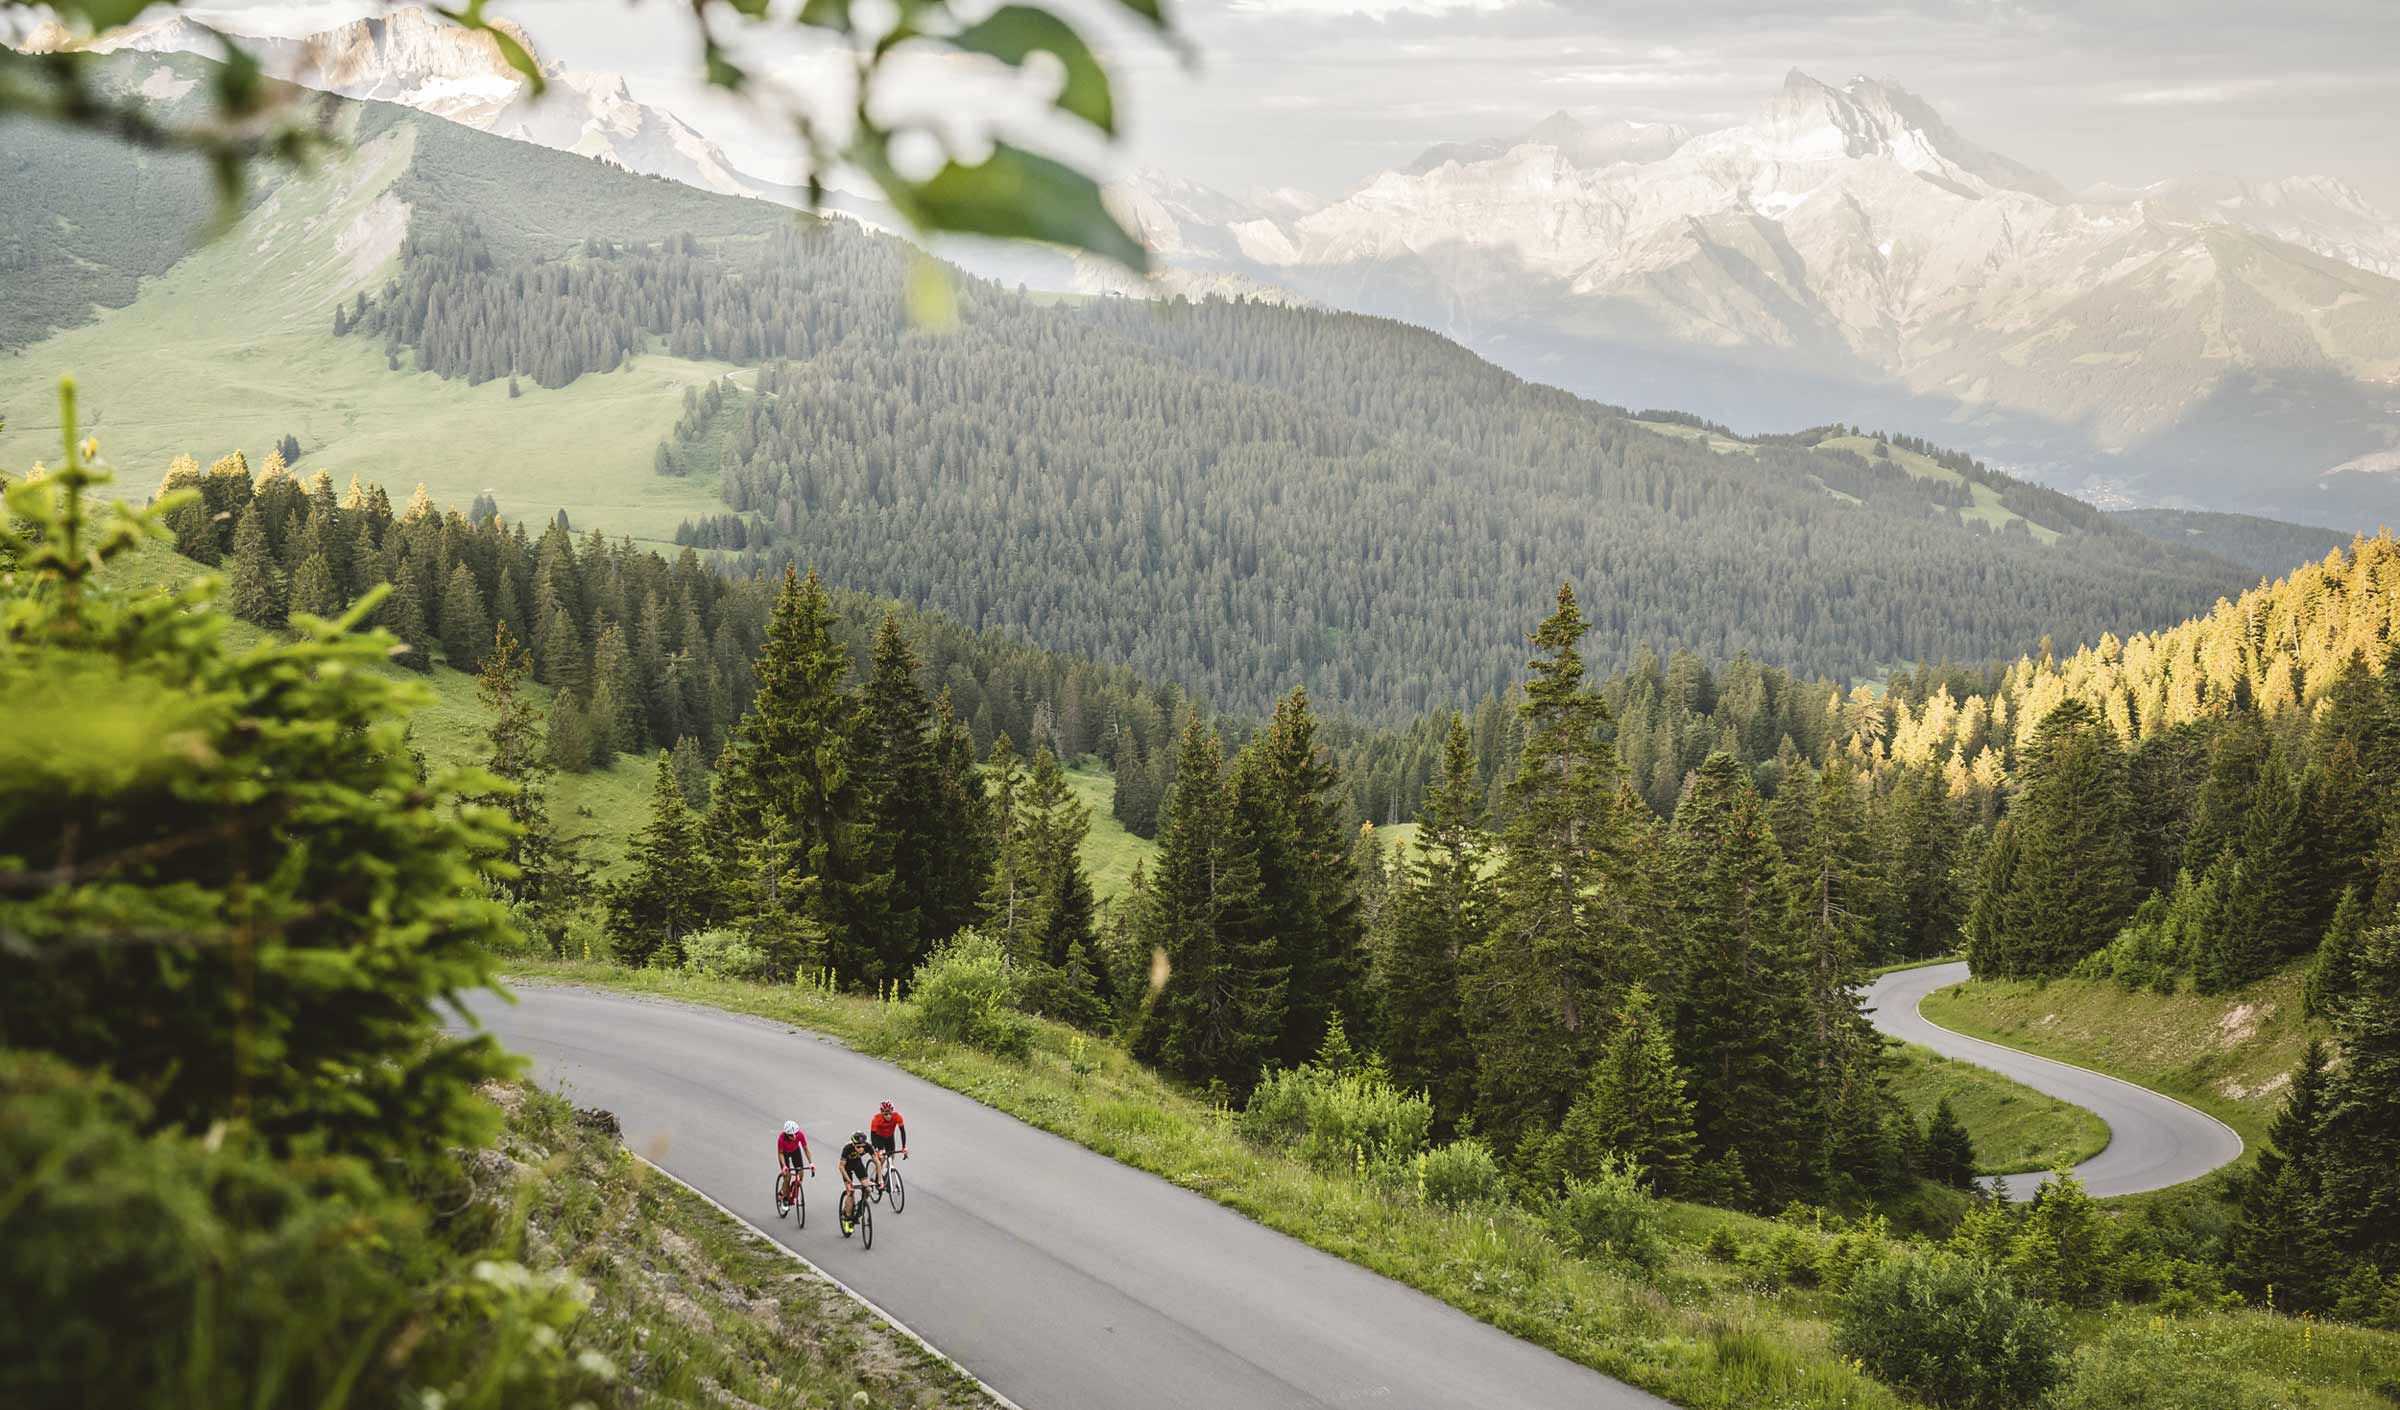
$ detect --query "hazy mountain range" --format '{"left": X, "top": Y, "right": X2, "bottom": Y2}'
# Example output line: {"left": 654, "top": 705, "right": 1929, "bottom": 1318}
{"left": 21, "top": 7, "right": 2400, "bottom": 527}
{"left": 1092, "top": 74, "right": 2400, "bottom": 529}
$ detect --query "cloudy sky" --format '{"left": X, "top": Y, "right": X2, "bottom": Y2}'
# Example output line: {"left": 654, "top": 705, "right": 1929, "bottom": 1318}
{"left": 189, "top": 0, "right": 2400, "bottom": 206}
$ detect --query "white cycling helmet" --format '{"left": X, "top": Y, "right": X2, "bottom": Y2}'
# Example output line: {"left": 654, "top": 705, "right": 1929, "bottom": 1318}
{"left": 782, "top": 1120, "right": 800, "bottom": 1136}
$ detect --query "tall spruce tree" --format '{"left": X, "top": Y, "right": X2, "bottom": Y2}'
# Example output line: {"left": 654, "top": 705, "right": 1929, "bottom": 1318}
{"left": 1984, "top": 699, "right": 2136, "bottom": 976}
{"left": 853, "top": 612, "right": 937, "bottom": 974}
{"left": 1376, "top": 715, "right": 1486, "bottom": 1128}
{"left": 1251, "top": 689, "right": 1365, "bottom": 1065}
{"left": 2305, "top": 926, "right": 2400, "bottom": 1287}
{"left": 225, "top": 500, "right": 285, "bottom": 627}
{"left": 606, "top": 752, "right": 713, "bottom": 967}
{"left": 1670, "top": 752, "right": 1819, "bottom": 1204}
{"left": 1880, "top": 764, "right": 1963, "bottom": 959}
{"left": 469, "top": 623, "right": 581, "bottom": 948}
{"left": 2228, "top": 1039, "right": 2337, "bottom": 1307}
{"left": 438, "top": 562, "right": 490, "bottom": 673}
{"left": 1130, "top": 719, "right": 1284, "bottom": 1093}
{"left": 980, "top": 734, "right": 1039, "bottom": 953}
{"left": 715, "top": 568, "right": 889, "bottom": 984}
{"left": 1466, "top": 585, "right": 1634, "bottom": 1149}
{"left": 922, "top": 691, "right": 995, "bottom": 943}
{"left": 288, "top": 551, "right": 341, "bottom": 621}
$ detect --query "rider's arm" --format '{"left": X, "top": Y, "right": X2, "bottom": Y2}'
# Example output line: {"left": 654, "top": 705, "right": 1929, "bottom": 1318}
{"left": 897, "top": 1120, "right": 908, "bottom": 1151}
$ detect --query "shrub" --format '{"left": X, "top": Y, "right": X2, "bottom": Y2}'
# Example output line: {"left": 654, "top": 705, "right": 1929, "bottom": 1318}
{"left": 2044, "top": 1321, "right": 2288, "bottom": 1410}
{"left": 1835, "top": 1250, "right": 2066, "bottom": 1409}
{"left": 1555, "top": 1155, "right": 1669, "bottom": 1272}
{"left": 1743, "top": 1225, "right": 1823, "bottom": 1289}
{"left": 1703, "top": 1227, "right": 1742, "bottom": 1262}
{"left": 1418, "top": 1138, "right": 1504, "bottom": 1210}
{"left": 1239, "top": 1064, "right": 1432, "bottom": 1177}
{"left": 682, "top": 928, "right": 774, "bottom": 982}
{"left": 0, "top": 1052, "right": 608, "bottom": 1409}
{"left": 909, "top": 929, "right": 1033, "bottom": 1058}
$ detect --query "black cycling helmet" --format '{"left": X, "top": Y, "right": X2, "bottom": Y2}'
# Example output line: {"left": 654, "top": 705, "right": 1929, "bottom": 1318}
{"left": 852, "top": 1130, "right": 868, "bottom": 1144}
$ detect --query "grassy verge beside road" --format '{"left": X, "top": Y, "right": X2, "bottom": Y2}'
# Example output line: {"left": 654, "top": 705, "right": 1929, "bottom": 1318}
{"left": 489, "top": 1081, "right": 1000, "bottom": 1410}
{"left": 1885, "top": 1041, "right": 2111, "bottom": 1176}
{"left": 1918, "top": 964, "right": 2322, "bottom": 1158}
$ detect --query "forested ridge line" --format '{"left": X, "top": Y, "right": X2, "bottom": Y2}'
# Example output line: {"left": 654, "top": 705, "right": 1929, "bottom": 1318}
{"left": 335, "top": 207, "right": 2260, "bottom": 721}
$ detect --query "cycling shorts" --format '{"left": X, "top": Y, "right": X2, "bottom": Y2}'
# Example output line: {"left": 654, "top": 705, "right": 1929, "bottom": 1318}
{"left": 870, "top": 1131, "right": 898, "bottom": 1155}
{"left": 841, "top": 1154, "right": 872, "bottom": 1180}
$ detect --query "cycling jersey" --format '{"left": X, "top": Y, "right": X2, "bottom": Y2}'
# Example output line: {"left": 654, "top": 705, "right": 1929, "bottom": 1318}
{"left": 838, "top": 1139, "right": 873, "bottom": 1178}
{"left": 870, "top": 1108, "right": 904, "bottom": 1140}
{"left": 777, "top": 1129, "right": 810, "bottom": 1167}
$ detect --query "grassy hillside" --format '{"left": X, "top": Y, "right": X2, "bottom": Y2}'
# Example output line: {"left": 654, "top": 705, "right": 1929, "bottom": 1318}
{"left": 1919, "top": 963, "right": 2327, "bottom": 1156}
{"left": 492, "top": 1083, "right": 999, "bottom": 1409}
{"left": 1885, "top": 1042, "right": 2111, "bottom": 1176}
{"left": 0, "top": 60, "right": 785, "bottom": 547}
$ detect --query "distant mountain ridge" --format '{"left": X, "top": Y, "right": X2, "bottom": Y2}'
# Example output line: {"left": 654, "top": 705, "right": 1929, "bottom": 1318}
{"left": 1094, "top": 75, "right": 2400, "bottom": 530}
{"left": 20, "top": 4, "right": 801, "bottom": 204}
{"left": 0, "top": 51, "right": 2276, "bottom": 721}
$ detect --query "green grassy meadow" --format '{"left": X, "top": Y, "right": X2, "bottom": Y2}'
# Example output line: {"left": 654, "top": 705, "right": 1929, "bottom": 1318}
{"left": 1885, "top": 1041, "right": 2112, "bottom": 1176}
{"left": 0, "top": 122, "right": 731, "bottom": 550}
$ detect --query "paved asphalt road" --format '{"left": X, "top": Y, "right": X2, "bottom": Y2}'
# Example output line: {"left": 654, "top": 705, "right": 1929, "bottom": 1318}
{"left": 1861, "top": 962, "right": 2244, "bottom": 1197}
{"left": 464, "top": 984, "right": 1669, "bottom": 1410}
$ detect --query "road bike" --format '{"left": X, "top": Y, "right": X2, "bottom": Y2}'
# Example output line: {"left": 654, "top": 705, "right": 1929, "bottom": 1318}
{"left": 774, "top": 1162, "right": 810, "bottom": 1226}
{"left": 839, "top": 1177, "right": 875, "bottom": 1248}
{"left": 875, "top": 1149, "right": 907, "bottom": 1214}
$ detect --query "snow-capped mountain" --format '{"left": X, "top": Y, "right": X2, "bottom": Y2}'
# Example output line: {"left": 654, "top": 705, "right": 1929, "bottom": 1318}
{"left": 1115, "top": 74, "right": 2400, "bottom": 524}
{"left": 27, "top": 4, "right": 798, "bottom": 204}
{"left": 2083, "top": 174, "right": 2400, "bottom": 280}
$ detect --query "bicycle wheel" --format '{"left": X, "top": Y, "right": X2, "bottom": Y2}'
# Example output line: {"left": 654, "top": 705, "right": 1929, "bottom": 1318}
{"left": 884, "top": 1166, "right": 905, "bottom": 1214}
{"left": 794, "top": 1171, "right": 807, "bottom": 1229}
{"left": 858, "top": 1192, "right": 873, "bottom": 1250}
{"left": 774, "top": 1172, "right": 793, "bottom": 1220}
{"left": 839, "top": 1187, "right": 859, "bottom": 1238}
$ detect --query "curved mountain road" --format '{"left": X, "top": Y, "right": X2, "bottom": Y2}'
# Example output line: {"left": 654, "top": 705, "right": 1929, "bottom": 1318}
{"left": 1861, "top": 962, "right": 2243, "bottom": 1197}
{"left": 464, "top": 984, "right": 1668, "bottom": 1410}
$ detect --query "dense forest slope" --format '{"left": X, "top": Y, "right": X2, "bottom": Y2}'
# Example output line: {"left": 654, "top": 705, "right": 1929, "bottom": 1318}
{"left": 1, "top": 52, "right": 2265, "bottom": 720}
{"left": 2114, "top": 507, "right": 2354, "bottom": 581}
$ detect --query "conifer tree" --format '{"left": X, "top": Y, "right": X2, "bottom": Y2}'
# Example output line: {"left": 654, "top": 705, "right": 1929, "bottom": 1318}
{"left": 225, "top": 500, "right": 285, "bottom": 627}
{"left": 288, "top": 551, "right": 341, "bottom": 620}
{"left": 669, "top": 733, "right": 712, "bottom": 811}
{"left": 922, "top": 691, "right": 994, "bottom": 943}
{"left": 854, "top": 612, "right": 938, "bottom": 973}
{"left": 588, "top": 622, "right": 639, "bottom": 761}
{"left": 1670, "top": 752, "right": 1819, "bottom": 1204}
{"left": 980, "top": 734, "right": 1038, "bottom": 952}
{"left": 1555, "top": 985, "right": 1700, "bottom": 1194}
{"left": 381, "top": 555, "right": 432, "bottom": 671}
{"left": 1982, "top": 699, "right": 2135, "bottom": 976}
{"left": 2183, "top": 710, "right": 2268, "bottom": 873}
{"left": 1880, "top": 764, "right": 1963, "bottom": 958}
{"left": 470, "top": 623, "right": 581, "bottom": 947}
{"left": 715, "top": 567, "right": 889, "bottom": 983}
{"left": 1466, "top": 585, "right": 1632, "bottom": 1148}
{"left": 1923, "top": 1097, "right": 1978, "bottom": 1189}
{"left": 438, "top": 562, "right": 490, "bottom": 672}
{"left": 2305, "top": 927, "right": 2400, "bottom": 1284}
{"left": 2306, "top": 887, "right": 2370, "bottom": 1019}
{"left": 606, "top": 752, "right": 712, "bottom": 967}
{"left": 2228, "top": 1039, "right": 2336, "bottom": 1306}
{"left": 1256, "top": 687, "right": 1365, "bottom": 1066}
{"left": 1376, "top": 714, "right": 1485, "bottom": 1128}
{"left": 1130, "top": 718, "right": 1283, "bottom": 1093}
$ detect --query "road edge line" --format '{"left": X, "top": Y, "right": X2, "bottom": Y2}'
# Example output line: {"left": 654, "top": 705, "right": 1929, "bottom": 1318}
{"left": 1903, "top": 968, "right": 2246, "bottom": 1188}
{"left": 628, "top": 1152, "right": 1028, "bottom": 1410}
